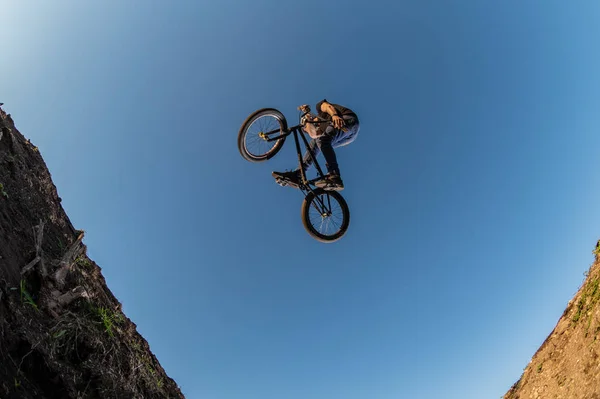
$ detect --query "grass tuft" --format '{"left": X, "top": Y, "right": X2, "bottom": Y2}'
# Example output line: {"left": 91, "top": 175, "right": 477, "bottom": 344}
{"left": 94, "top": 306, "right": 124, "bottom": 337}
{"left": 20, "top": 279, "right": 39, "bottom": 311}
{"left": 76, "top": 255, "right": 93, "bottom": 269}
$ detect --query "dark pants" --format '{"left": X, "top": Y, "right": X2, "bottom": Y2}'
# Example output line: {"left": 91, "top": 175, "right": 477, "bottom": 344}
{"left": 301, "top": 114, "right": 360, "bottom": 175}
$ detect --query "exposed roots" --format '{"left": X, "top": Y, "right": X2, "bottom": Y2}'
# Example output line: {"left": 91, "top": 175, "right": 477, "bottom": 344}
{"left": 21, "top": 220, "right": 45, "bottom": 276}
{"left": 54, "top": 231, "right": 85, "bottom": 289}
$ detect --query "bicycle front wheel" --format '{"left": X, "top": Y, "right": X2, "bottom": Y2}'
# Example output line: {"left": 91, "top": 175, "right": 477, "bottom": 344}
{"left": 237, "top": 108, "right": 287, "bottom": 162}
{"left": 301, "top": 189, "right": 350, "bottom": 243}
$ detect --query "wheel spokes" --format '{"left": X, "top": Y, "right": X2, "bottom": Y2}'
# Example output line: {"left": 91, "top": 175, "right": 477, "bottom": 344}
{"left": 244, "top": 114, "right": 281, "bottom": 157}
{"left": 308, "top": 192, "right": 345, "bottom": 237}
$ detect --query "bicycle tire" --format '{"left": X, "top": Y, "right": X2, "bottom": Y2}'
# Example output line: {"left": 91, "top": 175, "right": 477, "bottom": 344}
{"left": 301, "top": 188, "right": 350, "bottom": 243}
{"left": 237, "top": 108, "right": 287, "bottom": 162}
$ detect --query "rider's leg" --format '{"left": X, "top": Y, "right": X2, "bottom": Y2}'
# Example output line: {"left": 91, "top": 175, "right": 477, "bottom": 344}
{"left": 315, "top": 131, "right": 341, "bottom": 176}
{"left": 301, "top": 139, "right": 321, "bottom": 171}
{"left": 308, "top": 127, "right": 344, "bottom": 190}
{"left": 301, "top": 115, "right": 359, "bottom": 173}
{"left": 314, "top": 116, "right": 359, "bottom": 190}
{"left": 273, "top": 117, "right": 358, "bottom": 189}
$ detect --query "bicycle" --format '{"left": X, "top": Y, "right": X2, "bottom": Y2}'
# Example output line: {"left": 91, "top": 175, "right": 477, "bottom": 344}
{"left": 237, "top": 106, "right": 350, "bottom": 243}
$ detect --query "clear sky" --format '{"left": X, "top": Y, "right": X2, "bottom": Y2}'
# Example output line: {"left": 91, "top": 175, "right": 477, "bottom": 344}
{"left": 2, "top": 1, "right": 600, "bottom": 398}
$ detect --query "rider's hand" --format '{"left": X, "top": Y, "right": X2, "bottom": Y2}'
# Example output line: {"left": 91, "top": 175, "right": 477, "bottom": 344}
{"left": 331, "top": 115, "right": 346, "bottom": 129}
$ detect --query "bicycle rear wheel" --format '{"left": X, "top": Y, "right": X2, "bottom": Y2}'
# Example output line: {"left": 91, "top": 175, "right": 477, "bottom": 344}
{"left": 301, "top": 188, "right": 350, "bottom": 243}
{"left": 238, "top": 108, "right": 287, "bottom": 162}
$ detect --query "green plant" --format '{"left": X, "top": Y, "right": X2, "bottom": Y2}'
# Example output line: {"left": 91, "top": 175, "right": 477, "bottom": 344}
{"left": 537, "top": 363, "right": 543, "bottom": 373}
{"left": 95, "top": 307, "right": 123, "bottom": 337}
{"left": 0, "top": 183, "right": 8, "bottom": 198}
{"left": 593, "top": 243, "right": 600, "bottom": 257}
{"left": 20, "top": 279, "right": 38, "bottom": 311}
{"left": 52, "top": 329, "right": 67, "bottom": 339}
{"left": 146, "top": 364, "right": 156, "bottom": 376}
{"left": 98, "top": 307, "right": 115, "bottom": 337}
{"left": 573, "top": 278, "right": 600, "bottom": 324}
{"left": 76, "top": 255, "right": 92, "bottom": 269}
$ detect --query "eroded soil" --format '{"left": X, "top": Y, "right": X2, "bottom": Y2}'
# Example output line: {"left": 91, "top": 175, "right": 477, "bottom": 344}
{"left": 0, "top": 108, "right": 184, "bottom": 398}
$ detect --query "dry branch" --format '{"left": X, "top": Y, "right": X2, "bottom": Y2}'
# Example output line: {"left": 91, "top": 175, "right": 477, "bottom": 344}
{"left": 56, "top": 286, "right": 89, "bottom": 307}
{"left": 20, "top": 256, "right": 40, "bottom": 275}
{"left": 34, "top": 221, "right": 48, "bottom": 276}
{"left": 54, "top": 231, "right": 85, "bottom": 288}
{"left": 34, "top": 221, "right": 44, "bottom": 254}
{"left": 21, "top": 220, "right": 45, "bottom": 275}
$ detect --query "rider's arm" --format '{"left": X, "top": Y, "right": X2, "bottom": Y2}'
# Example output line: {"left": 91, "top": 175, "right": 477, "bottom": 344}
{"left": 319, "top": 101, "right": 345, "bottom": 129}
{"left": 319, "top": 101, "right": 340, "bottom": 117}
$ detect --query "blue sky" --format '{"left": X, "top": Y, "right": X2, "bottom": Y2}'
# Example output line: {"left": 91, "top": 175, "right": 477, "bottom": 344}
{"left": 2, "top": 1, "right": 600, "bottom": 398}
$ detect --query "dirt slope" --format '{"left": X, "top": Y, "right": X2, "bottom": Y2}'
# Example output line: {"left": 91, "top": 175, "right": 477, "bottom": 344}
{"left": 505, "top": 243, "right": 600, "bottom": 399}
{"left": 0, "top": 107, "right": 184, "bottom": 398}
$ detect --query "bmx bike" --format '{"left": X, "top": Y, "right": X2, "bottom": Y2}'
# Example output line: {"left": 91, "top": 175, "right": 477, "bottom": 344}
{"left": 237, "top": 106, "right": 350, "bottom": 243}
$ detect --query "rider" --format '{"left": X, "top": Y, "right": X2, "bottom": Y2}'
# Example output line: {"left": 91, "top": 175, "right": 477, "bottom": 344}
{"left": 272, "top": 99, "right": 360, "bottom": 191}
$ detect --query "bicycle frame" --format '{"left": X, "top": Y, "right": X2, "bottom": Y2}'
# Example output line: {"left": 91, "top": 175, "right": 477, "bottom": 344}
{"left": 260, "top": 114, "right": 339, "bottom": 215}
{"left": 261, "top": 118, "right": 328, "bottom": 188}
{"left": 247, "top": 107, "right": 347, "bottom": 227}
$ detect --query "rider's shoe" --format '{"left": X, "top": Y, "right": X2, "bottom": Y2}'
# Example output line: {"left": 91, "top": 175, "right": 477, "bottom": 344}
{"left": 272, "top": 170, "right": 302, "bottom": 188}
{"left": 315, "top": 173, "right": 344, "bottom": 191}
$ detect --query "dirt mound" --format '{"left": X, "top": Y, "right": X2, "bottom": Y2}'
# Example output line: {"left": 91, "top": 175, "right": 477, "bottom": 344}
{"left": 0, "top": 107, "right": 184, "bottom": 398}
{"left": 505, "top": 242, "right": 600, "bottom": 399}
